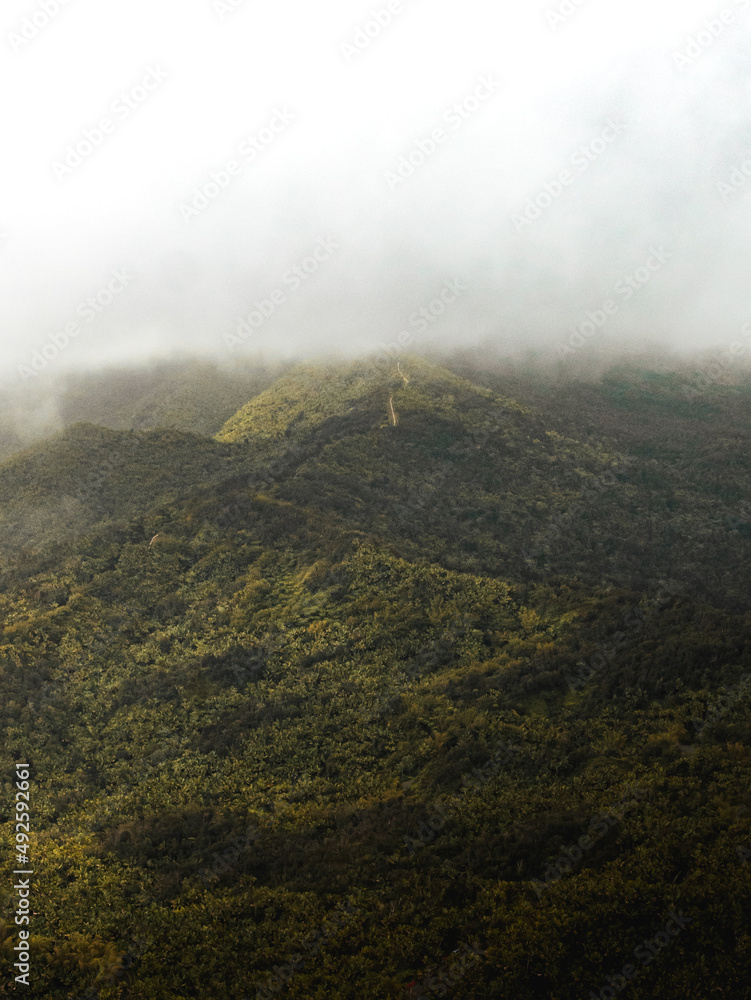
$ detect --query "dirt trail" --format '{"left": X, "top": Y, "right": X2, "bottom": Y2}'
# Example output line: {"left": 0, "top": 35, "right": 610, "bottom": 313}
{"left": 384, "top": 364, "right": 407, "bottom": 426}
{"left": 388, "top": 395, "right": 398, "bottom": 426}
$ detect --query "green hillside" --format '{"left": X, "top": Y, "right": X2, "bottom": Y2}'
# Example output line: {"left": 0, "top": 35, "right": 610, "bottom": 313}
{"left": 0, "top": 358, "right": 286, "bottom": 467}
{"left": 56, "top": 359, "right": 286, "bottom": 438}
{"left": 0, "top": 424, "right": 251, "bottom": 561}
{"left": 0, "top": 354, "right": 749, "bottom": 999}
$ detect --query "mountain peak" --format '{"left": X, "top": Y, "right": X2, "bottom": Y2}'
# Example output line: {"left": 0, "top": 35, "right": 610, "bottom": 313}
{"left": 214, "top": 354, "right": 518, "bottom": 449}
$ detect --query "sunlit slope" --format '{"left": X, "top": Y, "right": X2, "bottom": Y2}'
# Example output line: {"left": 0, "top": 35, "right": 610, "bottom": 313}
{"left": 216, "top": 355, "right": 525, "bottom": 446}
{"left": 0, "top": 359, "right": 612, "bottom": 570}
{"left": 216, "top": 356, "right": 620, "bottom": 576}
{"left": 215, "top": 354, "right": 751, "bottom": 607}
{"left": 1, "top": 356, "right": 750, "bottom": 606}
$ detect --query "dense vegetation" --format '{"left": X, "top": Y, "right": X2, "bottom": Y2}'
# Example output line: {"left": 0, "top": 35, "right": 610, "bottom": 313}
{"left": 0, "top": 354, "right": 749, "bottom": 998}
{"left": 0, "top": 358, "right": 287, "bottom": 466}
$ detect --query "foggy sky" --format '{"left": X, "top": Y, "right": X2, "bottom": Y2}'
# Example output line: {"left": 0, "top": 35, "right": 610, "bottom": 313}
{"left": 2, "top": 0, "right": 751, "bottom": 383}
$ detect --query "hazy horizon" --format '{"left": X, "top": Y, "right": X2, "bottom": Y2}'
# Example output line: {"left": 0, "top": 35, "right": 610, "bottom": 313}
{"left": 3, "top": 0, "right": 751, "bottom": 384}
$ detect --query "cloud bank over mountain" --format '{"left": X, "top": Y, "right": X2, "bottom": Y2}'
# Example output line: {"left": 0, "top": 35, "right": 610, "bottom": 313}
{"left": 2, "top": 0, "right": 750, "bottom": 381}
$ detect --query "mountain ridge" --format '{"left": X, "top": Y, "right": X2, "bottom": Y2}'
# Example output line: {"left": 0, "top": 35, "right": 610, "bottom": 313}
{"left": 1, "top": 355, "right": 750, "bottom": 609}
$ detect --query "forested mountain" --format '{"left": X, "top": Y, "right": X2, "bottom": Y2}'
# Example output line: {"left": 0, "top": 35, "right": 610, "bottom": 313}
{"left": 0, "top": 358, "right": 287, "bottom": 466}
{"left": 0, "top": 355, "right": 749, "bottom": 999}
